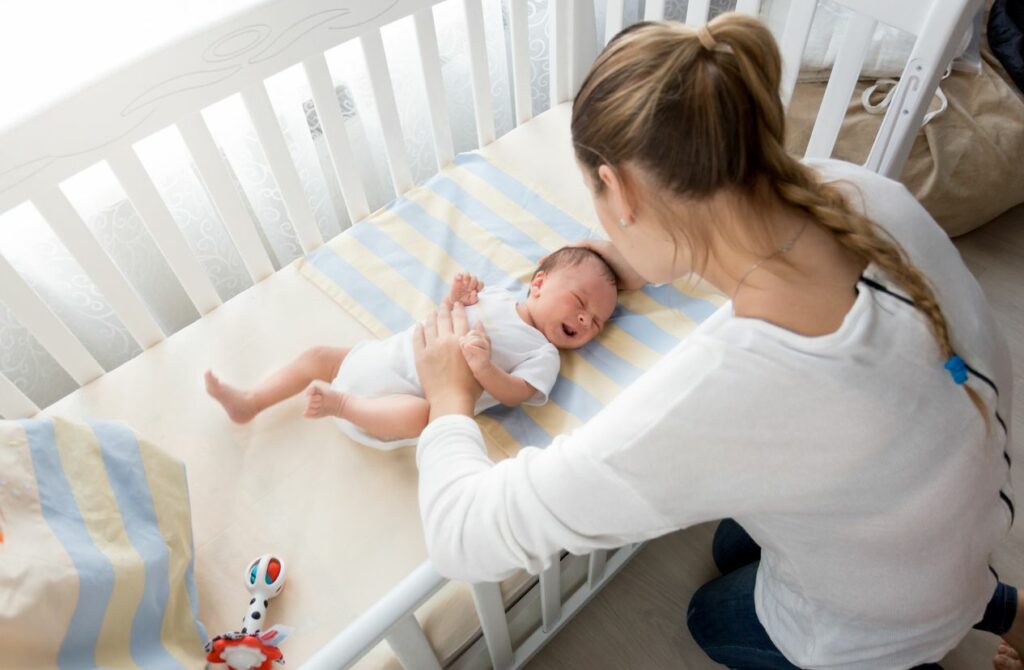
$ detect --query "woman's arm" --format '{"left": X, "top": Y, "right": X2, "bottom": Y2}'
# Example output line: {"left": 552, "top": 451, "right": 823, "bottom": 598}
{"left": 416, "top": 414, "right": 672, "bottom": 582}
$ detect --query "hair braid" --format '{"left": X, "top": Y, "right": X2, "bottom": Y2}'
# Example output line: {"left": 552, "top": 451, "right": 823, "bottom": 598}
{"left": 770, "top": 160, "right": 988, "bottom": 423}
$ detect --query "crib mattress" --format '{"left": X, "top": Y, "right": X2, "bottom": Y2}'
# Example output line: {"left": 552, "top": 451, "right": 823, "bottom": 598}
{"left": 45, "top": 102, "right": 594, "bottom": 668}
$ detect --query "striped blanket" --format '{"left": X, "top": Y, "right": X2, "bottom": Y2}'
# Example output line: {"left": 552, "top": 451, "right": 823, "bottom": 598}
{"left": 298, "top": 153, "right": 726, "bottom": 456}
{"left": 0, "top": 417, "right": 206, "bottom": 669}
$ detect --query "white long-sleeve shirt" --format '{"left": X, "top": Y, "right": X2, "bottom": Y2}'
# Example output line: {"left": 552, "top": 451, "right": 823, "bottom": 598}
{"left": 416, "top": 159, "right": 1014, "bottom": 670}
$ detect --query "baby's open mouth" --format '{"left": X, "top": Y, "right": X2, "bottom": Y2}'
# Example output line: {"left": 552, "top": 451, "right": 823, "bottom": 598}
{"left": 561, "top": 323, "right": 577, "bottom": 337}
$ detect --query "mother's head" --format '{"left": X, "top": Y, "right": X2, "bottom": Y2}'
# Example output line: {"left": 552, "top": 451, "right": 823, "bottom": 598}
{"left": 572, "top": 13, "right": 794, "bottom": 284}
{"left": 571, "top": 12, "right": 985, "bottom": 420}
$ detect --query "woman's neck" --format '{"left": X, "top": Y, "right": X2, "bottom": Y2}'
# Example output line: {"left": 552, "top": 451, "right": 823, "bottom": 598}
{"left": 701, "top": 202, "right": 866, "bottom": 337}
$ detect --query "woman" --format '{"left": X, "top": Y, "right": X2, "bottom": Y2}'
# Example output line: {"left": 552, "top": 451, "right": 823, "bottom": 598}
{"left": 412, "top": 13, "right": 1021, "bottom": 670}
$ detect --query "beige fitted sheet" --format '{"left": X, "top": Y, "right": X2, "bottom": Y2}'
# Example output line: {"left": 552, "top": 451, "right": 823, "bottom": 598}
{"left": 45, "top": 102, "right": 591, "bottom": 668}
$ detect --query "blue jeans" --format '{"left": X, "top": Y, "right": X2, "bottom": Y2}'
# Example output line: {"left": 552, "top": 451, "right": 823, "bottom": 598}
{"left": 686, "top": 519, "right": 1018, "bottom": 670}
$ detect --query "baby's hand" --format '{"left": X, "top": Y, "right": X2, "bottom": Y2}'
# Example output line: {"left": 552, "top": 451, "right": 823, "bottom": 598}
{"left": 460, "top": 320, "right": 492, "bottom": 373}
{"left": 448, "top": 272, "right": 484, "bottom": 307}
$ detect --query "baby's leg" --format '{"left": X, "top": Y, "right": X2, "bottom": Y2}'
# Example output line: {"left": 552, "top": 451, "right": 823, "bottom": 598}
{"left": 304, "top": 384, "right": 429, "bottom": 442}
{"left": 206, "top": 346, "right": 348, "bottom": 423}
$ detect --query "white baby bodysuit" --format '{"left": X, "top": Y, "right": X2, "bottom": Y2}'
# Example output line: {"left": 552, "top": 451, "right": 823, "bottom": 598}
{"left": 330, "top": 285, "right": 560, "bottom": 449}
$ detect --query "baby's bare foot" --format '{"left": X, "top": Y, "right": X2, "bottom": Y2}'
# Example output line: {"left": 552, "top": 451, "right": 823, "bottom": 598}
{"left": 994, "top": 642, "right": 1022, "bottom": 670}
{"left": 204, "top": 370, "right": 258, "bottom": 423}
{"left": 304, "top": 382, "right": 346, "bottom": 419}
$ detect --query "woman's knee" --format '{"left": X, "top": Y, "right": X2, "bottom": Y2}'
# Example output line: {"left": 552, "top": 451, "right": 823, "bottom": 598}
{"left": 686, "top": 581, "right": 715, "bottom": 647}
{"left": 712, "top": 518, "right": 761, "bottom": 575}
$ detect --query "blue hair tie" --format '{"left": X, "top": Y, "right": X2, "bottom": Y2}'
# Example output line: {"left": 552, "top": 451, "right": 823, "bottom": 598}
{"left": 944, "top": 354, "right": 968, "bottom": 385}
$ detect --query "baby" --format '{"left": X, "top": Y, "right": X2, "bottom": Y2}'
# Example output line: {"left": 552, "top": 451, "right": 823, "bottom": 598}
{"left": 205, "top": 247, "right": 618, "bottom": 449}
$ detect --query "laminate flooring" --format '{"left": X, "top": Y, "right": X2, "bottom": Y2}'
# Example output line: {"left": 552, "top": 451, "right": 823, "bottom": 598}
{"left": 527, "top": 202, "right": 1024, "bottom": 670}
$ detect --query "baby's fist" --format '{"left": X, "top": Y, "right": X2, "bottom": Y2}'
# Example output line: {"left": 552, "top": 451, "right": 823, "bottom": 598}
{"left": 449, "top": 272, "right": 484, "bottom": 307}
{"left": 459, "top": 320, "right": 491, "bottom": 372}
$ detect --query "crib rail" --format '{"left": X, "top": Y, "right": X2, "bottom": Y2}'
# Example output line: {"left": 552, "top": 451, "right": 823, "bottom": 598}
{"left": 0, "top": 0, "right": 977, "bottom": 417}
{"left": 302, "top": 545, "right": 639, "bottom": 670}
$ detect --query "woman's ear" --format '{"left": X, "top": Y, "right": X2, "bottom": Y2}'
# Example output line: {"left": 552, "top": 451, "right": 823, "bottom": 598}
{"left": 597, "top": 164, "right": 636, "bottom": 225}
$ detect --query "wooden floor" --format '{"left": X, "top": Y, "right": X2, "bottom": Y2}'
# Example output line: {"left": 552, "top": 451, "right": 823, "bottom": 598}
{"left": 528, "top": 202, "right": 1024, "bottom": 670}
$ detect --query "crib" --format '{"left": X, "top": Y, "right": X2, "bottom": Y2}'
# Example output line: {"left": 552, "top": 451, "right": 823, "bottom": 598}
{"left": 0, "top": 0, "right": 980, "bottom": 668}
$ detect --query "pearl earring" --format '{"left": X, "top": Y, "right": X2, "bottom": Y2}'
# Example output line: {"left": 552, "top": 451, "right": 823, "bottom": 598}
{"left": 618, "top": 217, "right": 630, "bottom": 229}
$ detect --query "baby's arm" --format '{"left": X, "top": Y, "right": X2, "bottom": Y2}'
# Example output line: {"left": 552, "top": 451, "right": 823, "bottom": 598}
{"left": 472, "top": 364, "right": 537, "bottom": 407}
{"left": 460, "top": 321, "right": 537, "bottom": 407}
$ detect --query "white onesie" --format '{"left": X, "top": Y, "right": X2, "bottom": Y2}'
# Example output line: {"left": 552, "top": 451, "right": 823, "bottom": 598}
{"left": 330, "top": 286, "right": 561, "bottom": 449}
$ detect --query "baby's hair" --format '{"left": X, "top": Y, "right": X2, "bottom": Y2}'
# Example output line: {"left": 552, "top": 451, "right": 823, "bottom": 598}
{"left": 533, "top": 246, "right": 618, "bottom": 286}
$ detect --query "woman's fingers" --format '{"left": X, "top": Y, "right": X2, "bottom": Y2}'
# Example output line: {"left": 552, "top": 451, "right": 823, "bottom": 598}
{"left": 436, "top": 300, "right": 454, "bottom": 340}
{"left": 422, "top": 310, "right": 438, "bottom": 344}
{"left": 451, "top": 300, "right": 470, "bottom": 335}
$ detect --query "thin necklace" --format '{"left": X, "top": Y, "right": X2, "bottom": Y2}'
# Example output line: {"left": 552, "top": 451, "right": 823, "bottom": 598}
{"left": 732, "top": 219, "right": 811, "bottom": 301}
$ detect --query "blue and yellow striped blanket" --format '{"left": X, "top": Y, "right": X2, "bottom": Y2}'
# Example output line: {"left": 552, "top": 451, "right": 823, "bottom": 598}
{"left": 298, "top": 153, "right": 725, "bottom": 456}
{"left": 0, "top": 417, "right": 206, "bottom": 668}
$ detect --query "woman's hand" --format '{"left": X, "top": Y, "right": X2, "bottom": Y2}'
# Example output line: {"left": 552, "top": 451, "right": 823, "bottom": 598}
{"left": 414, "top": 301, "right": 483, "bottom": 420}
{"left": 545, "top": 239, "right": 647, "bottom": 291}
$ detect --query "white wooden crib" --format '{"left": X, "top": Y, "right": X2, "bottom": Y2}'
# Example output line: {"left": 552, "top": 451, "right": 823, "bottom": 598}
{"left": 0, "top": 0, "right": 979, "bottom": 668}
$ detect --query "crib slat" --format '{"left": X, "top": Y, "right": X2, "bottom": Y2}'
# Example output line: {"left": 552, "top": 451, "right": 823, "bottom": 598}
{"left": 778, "top": 1, "right": 818, "bottom": 109}
{"left": 539, "top": 557, "right": 562, "bottom": 633}
{"left": 178, "top": 113, "right": 275, "bottom": 282}
{"left": 361, "top": 29, "right": 415, "bottom": 195}
{"left": 587, "top": 549, "right": 608, "bottom": 589}
{"left": 240, "top": 82, "right": 324, "bottom": 253}
{"left": 509, "top": 0, "right": 533, "bottom": 125}
{"left": 735, "top": 0, "right": 761, "bottom": 16}
{"left": 463, "top": 0, "right": 496, "bottom": 146}
{"left": 0, "top": 251, "right": 105, "bottom": 385}
{"left": 385, "top": 614, "right": 442, "bottom": 670}
{"left": 644, "top": 0, "right": 666, "bottom": 21}
{"left": 685, "top": 0, "right": 711, "bottom": 26}
{"left": 549, "top": 0, "right": 571, "bottom": 105}
{"left": 33, "top": 188, "right": 164, "bottom": 349}
{"left": 0, "top": 371, "right": 39, "bottom": 419}
{"left": 107, "top": 146, "right": 221, "bottom": 315}
{"left": 805, "top": 14, "right": 876, "bottom": 159}
{"left": 470, "top": 582, "right": 513, "bottom": 670}
{"left": 571, "top": 0, "right": 599, "bottom": 94}
{"left": 605, "top": 0, "right": 625, "bottom": 44}
{"left": 413, "top": 8, "right": 456, "bottom": 168}
{"left": 302, "top": 54, "right": 372, "bottom": 224}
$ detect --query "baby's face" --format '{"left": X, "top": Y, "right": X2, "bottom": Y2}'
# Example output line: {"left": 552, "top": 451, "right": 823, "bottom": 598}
{"left": 528, "top": 260, "right": 618, "bottom": 349}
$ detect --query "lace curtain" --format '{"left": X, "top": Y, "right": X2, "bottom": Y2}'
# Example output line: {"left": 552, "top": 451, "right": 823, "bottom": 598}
{"left": 1, "top": 0, "right": 736, "bottom": 407}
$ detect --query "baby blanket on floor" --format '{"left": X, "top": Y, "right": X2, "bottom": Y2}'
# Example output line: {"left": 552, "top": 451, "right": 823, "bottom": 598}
{"left": 297, "top": 152, "right": 726, "bottom": 456}
{"left": 0, "top": 417, "right": 207, "bottom": 669}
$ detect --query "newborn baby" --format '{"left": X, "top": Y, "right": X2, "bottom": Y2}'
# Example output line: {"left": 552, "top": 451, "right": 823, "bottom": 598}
{"left": 205, "top": 247, "right": 618, "bottom": 449}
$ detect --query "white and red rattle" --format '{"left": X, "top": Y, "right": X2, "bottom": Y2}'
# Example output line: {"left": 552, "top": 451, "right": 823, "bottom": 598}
{"left": 205, "top": 554, "right": 293, "bottom": 670}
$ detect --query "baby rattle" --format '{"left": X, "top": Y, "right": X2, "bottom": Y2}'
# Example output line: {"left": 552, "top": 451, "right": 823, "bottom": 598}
{"left": 205, "top": 554, "right": 293, "bottom": 670}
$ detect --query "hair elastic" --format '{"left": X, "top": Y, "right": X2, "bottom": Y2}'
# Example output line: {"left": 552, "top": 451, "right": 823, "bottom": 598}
{"left": 944, "top": 354, "right": 968, "bottom": 385}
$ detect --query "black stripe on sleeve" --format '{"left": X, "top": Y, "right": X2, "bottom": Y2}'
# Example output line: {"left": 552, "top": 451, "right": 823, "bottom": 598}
{"left": 1000, "top": 491, "right": 1015, "bottom": 524}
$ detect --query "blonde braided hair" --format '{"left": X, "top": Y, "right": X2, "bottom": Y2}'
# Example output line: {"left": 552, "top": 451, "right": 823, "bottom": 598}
{"left": 571, "top": 13, "right": 986, "bottom": 421}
